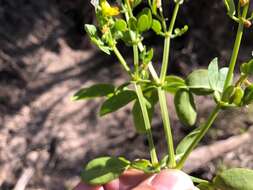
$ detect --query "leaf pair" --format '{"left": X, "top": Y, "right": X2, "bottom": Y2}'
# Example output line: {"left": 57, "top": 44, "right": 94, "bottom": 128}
{"left": 72, "top": 83, "right": 136, "bottom": 116}
{"left": 197, "top": 168, "right": 253, "bottom": 190}
{"left": 185, "top": 58, "right": 229, "bottom": 96}
{"left": 82, "top": 157, "right": 160, "bottom": 185}
{"left": 223, "top": 0, "right": 236, "bottom": 18}
{"left": 81, "top": 157, "right": 130, "bottom": 185}
{"left": 137, "top": 8, "right": 163, "bottom": 35}
{"left": 85, "top": 24, "right": 112, "bottom": 54}
{"left": 174, "top": 89, "right": 197, "bottom": 126}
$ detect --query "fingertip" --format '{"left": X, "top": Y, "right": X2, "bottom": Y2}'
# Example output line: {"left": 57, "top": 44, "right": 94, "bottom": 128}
{"left": 73, "top": 182, "right": 104, "bottom": 190}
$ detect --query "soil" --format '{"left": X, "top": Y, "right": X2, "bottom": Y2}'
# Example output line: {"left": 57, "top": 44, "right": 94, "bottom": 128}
{"left": 0, "top": 0, "right": 253, "bottom": 189}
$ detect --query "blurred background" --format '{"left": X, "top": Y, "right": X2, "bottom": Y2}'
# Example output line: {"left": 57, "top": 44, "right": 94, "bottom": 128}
{"left": 0, "top": 0, "right": 253, "bottom": 189}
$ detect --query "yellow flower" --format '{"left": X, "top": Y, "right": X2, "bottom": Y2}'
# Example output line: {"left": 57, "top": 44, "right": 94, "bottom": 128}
{"left": 101, "top": 0, "right": 120, "bottom": 16}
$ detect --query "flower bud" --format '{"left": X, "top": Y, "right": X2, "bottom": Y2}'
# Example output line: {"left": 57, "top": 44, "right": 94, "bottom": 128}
{"left": 240, "top": 0, "right": 249, "bottom": 6}
{"left": 230, "top": 87, "right": 244, "bottom": 106}
{"left": 243, "top": 19, "right": 252, "bottom": 28}
{"left": 156, "top": 0, "right": 162, "bottom": 9}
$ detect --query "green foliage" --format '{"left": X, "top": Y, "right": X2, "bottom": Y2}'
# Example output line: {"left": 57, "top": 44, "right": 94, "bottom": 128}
{"left": 174, "top": 89, "right": 197, "bottom": 126}
{"left": 223, "top": 0, "right": 236, "bottom": 17}
{"left": 197, "top": 183, "right": 215, "bottom": 190}
{"left": 163, "top": 75, "right": 186, "bottom": 94}
{"left": 85, "top": 24, "right": 112, "bottom": 54}
{"left": 242, "top": 84, "right": 253, "bottom": 105}
{"left": 130, "top": 159, "right": 157, "bottom": 173}
{"left": 217, "top": 67, "right": 230, "bottom": 92}
{"left": 140, "top": 48, "right": 154, "bottom": 65}
{"left": 240, "top": 59, "right": 253, "bottom": 75}
{"left": 114, "top": 19, "right": 128, "bottom": 32}
{"left": 151, "top": 19, "right": 162, "bottom": 34}
{"left": 72, "top": 84, "right": 115, "bottom": 101}
{"left": 208, "top": 58, "right": 219, "bottom": 90}
{"left": 176, "top": 128, "right": 201, "bottom": 158}
{"left": 231, "top": 87, "right": 244, "bottom": 105}
{"left": 100, "top": 90, "right": 136, "bottom": 116}
{"left": 131, "top": 0, "right": 142, "bottom": 8}
{"left": 213, "top": 168, "right": 253, "bottom": 190}
{"left": 81, "top": 157, "right": 130, "bottom": 185}
{"left": 132, "top": 90, "right": 158, "bottom": 133}
{"left": 172, "top": 25, "right": 189, "bottom": 38}
{"left": 186, "top": 69, "right": 213, "bottom": 95}
{"left": 79, "top": 0, "right": 253, "bottom": 184}
{"left": 137, "top": 8, "right": 153, "bottom": 33}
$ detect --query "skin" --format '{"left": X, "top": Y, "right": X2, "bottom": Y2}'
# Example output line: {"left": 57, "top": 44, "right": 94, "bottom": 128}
{"left": 73, "top": 169, "right": 199, "bottom": 190}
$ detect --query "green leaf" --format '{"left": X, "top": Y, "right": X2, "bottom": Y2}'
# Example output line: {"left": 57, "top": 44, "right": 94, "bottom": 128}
{"left": 151, "top": 19, "right": 162, "bottom": 34}
{"left": 230, "top": 87, "right": 244, "bottom": 106}
{"left": 174, "top": 89, "right": 197, "bottom": 126}
{"left": 186, "top": 69, "right": 214, "bottom": 95}
{"left": 81, "top": 157, "right": 130, "bottom": 185}
{"left": 222, "top": 85, "right": 235, "bottom": 102}
{"left": 132, "top": 90, "right": 157, "bottom": 133}
{"left": 223, "top": 0, "right": 236, "bottom": 17}
{"left": 137, "top": 8, "right": 152, "bottom": 29}
{"left": 114, "top": 19, "right": 127, "bottom": 32}
{"left": 100, "top": 90, "right": 136, "bottom": 116}
{"left": 160, "top": 155, "right": 169, "bottom": 168}
{"left": 240, "top": 59, "right": 253, "bottom": 75}
{"left": 84, "top": 24, "right": 112, "bottom": 54}
{"left": 176, "top": 128, "right": 201, "bottom": 158}
{"left": 208, "top": 58, "right": 219, "bottom": 90}
{"left": 163, "top": 75, "right": 186, "bottom": 94}
{"left": 137, "top": 15, "right": 150, "bottom": 32}
{"left": 217, "top": 67, "right": 230, "bottom": 92}
{"left": 140, "top": 48, "right": 154, "bottom": 64}
{"left": 129, "top": 17, "right": 138, "bottom": 31}
{"left": 213, "top": 168, "right": 253, "bottom": 190}
{"left": 191, "top": 176, "right": 210, "bottom": 184}
{"left": 136, "top": 8, "right": 153, "bottom": 33}
{"left": 85, "top": 24, "right": 97, "bottom": 36}
{"left": 132, "top": 0, "right": 142, "bottom": 8}
{"left": 242, "top": 84, "right": 253, "bottom": 105}
{"left": 131, "top": 159, "right": 155, "bottom": 173}
{"left": 197, "top": 183, "right": 215, "bottom": 190}
{"left": 72, "top": 84, "right": 115, "bottom": 101}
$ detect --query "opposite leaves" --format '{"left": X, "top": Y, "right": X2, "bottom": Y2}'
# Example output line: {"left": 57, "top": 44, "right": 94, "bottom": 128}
{"left": 72, "top": 84, "right": 115, "bottom": 101}
{"left": 174, "top": 89, "right": 197, "bottom": 126}
{"left": 223, "top": 0, "right": 236, "bottom": 17}
{"left": 82, "top": 157, "right": 130, "bottom": 185}
{"left": 100, "top": 90, "right": 136, "bottom": 116}
{"left": 213, "top": 168, "right": 253, "bottom": 190}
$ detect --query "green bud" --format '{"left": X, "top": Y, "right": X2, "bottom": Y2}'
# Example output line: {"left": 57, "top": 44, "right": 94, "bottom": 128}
{"left": 222, "top": 86, "right": 235, "bottom": 102}
{"left": 230, "top": 87, "right": 244, "bottom": 106}
{"left": 240, "top": 59, "right": 253, "bottom": 75}
{"left": 242, "top": 84, "right": 253, "bottom": 105}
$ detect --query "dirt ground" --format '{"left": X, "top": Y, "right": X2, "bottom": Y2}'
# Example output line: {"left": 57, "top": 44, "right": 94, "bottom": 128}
{"left": 0, "top": 0, "right": 253, "bottom": 189}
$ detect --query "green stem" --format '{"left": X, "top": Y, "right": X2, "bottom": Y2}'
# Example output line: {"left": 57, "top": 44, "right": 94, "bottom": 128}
{"left": 223, "top": 4, "right": 249, "bottom": 89}
{"left": 158, "top": 88, "right": 176, "bottom": 167}
{"left": 113, "top": 44, "right": 158, "bottom": 164}
{"left": 133, "top": 45, "right": 139, "bottom": 75}
{"left": 135, "top": 83, "right": 159, "bottom": 165}
{"left": 157, "top": 3, "right": 180, "bottom": 168}
{"left": 160, "top": 3, "right": 180, "bottom": 81}
{"left": 176, "top": 105, "right": 221, "bottom": 169}
{"left": 112, "top": 46, "right": 131, "bottom": 75}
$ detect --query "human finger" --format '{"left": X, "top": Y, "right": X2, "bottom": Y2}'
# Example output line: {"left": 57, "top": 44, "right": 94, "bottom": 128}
{"left": 73, "top": 182, "right": 104, "bottom": 190}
